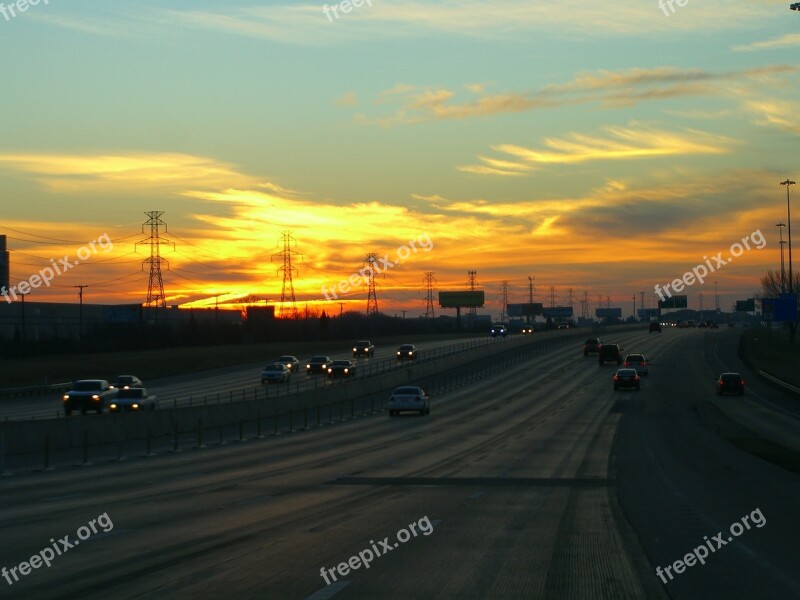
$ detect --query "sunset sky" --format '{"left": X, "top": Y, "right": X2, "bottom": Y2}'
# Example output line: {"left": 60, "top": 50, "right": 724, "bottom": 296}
{"left": 1, "top": 0, "right": 798, "bottom": 318}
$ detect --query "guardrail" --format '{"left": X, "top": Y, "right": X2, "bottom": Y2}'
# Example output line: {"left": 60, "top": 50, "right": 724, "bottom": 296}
{"left": 758, "top": 370, "right": 800, "bottom": 396}
{"left": 0, "top": 382, "right": 71, "bottom": 399}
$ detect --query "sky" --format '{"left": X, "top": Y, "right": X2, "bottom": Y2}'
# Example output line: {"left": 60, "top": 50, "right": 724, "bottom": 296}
{"left": 0, "top": 0, "right": 798, "bottom": 318}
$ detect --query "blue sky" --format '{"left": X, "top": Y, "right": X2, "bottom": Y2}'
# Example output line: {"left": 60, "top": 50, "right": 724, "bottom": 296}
{"left": 0, "top": 0, "right": 798, "bottom": 315}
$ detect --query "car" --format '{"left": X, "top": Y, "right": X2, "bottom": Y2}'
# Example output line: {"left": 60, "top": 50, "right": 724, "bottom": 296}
{"left": 327, "top": 359, "right": 356, "bottom": 378}
{"left": 276, "top": 355, "right": 300, "bottom": 372}
{"left": 62, "top": 379, "right": 117, "bottom": 415}
{"left": 109, "top": 387, "right": 157, "bottom": 411}
{"left": 306, "top": 355, "right": 332, "bottom": 374}
{"left": 490, "top": 324, "right": 507, "bottom": 337}
{"left": 388, "top": 386, "right": 430, "bottom": 416}
{"left": 649, "top": 322, "right": 662, "bottom": 333}
{"left": 791, "top": 3, "right": 800, "bottom": 11}
{"left": 521, "top": 326, "right": 534, "bottom": 335}
{"left": 709, "top": 322, "right": 719, "bottom": 329}
{"left": 261, "top": 363, "right": 291, "bottom": 384}
{"left": 676, "top": 320, "right": 686, "bottom": 328}
{"left": 686, "top": 320, "right": 697, "bottom": 328}
{"left": 613, "top": 368, "right": 641, "bottom": 390}
{"left": 598, "top": 344, "right": 622, "bottom": 365}
{"left": 716, "top": 372, "right": 745, "bottom": 395}
{"left": 557, "top": 322, "right": 570, "bottom": 330}
{"left": 352, "top": 341, "right": 375, "bottom": 357}
{"left": 583, "top": 338, "right": 602, "bottom": 356}
{"left": 624, "top": 353, "right": 649, "bottom": 375}
{"left": 698, "top": 321, "right": 707, "bottom": 328}
{"left": 396, "top": 344, "right": 418, "bottom": 360}
{"left": 110, "top": 375, "right": 143, "bottom": 390}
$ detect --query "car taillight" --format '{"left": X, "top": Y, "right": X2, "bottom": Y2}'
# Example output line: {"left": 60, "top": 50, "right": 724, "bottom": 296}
{"left": 613, "top": 375, "right": 619, "bottom": 381}
{"left": 624, "top": 362, "right": 630, "bottom": 366}
{"left": 634, "top": 375, "right": 640, "bottom": 381}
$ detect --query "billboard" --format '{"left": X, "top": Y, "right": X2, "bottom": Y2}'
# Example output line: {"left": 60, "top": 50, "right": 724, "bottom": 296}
{"left": 507, "top": 302, "right": 544, "bottom": 316}
{"left": 761, "top": 294, "right": 797, "bottom": 322}
{"left": 660, "top": 295, "right": 688, "bottom": 309}
{"left": 637, "top": 308, "right": 659, "bottom": 319}
{"left": 596, "top": 307, "right": 623, "bottom": 318}
{"left": 439, "top": 291, "right": 485, "bottom": 308}
{"left": 736, "top": 298, "right": 756, "bottom": 312}
{"left": 542, "top": 306, "right": 573, "bottom": 318}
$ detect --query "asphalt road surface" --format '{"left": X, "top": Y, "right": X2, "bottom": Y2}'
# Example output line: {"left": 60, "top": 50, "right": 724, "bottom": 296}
{"left": 0, "top": 327, "right": 798, "bottom": 599}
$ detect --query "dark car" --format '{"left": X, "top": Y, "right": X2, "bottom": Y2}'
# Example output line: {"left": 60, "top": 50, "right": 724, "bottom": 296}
{"left": 110, "top": 375, "right": 143, "bottom": 390}
{"left": 583, "top": 338, "right": 601, "bottom": 356}
{"left": 327, "top": 359, "right": 356, "bottom": 378}
{"left": 276, "top": 355, "right": 300, "bottom": 372}
{"left": 716, "top": 372, "right": 745, "bottom": 395}
{"left": 490, "top": 324, "right": 507, "bottom": 337}
{"left": 613, "top": 368, "right": 640, "bottom": 390}
{"left": 306, "top": 355, "right": 332, "bottom": 374}
{"left": 63, "top": 379, "right": 117, "bottom": 415}
{"left": 521, "top": 326, "right": 534, "bottom": 335}
{"left": 109, "top": 387, "right": 157, "bottom": 411}
{"left": 649, "top": 322, "right": 662, "bottom": 333}
{"left": 396, "top": 344, "right": 418, "bottom": 360}
{"left": 352, "top": 341, "right": 374, "bottom": 357}
{"left": 598, "top": 344, "right": 622, "bottom": 365}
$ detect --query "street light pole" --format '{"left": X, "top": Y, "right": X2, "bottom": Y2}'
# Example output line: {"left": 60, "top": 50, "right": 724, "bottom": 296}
{"left": 781, "top": 180, "right": 795, "bottom": 294}
{"left": 776, "top": 223, "right": 787, "bottom": 293}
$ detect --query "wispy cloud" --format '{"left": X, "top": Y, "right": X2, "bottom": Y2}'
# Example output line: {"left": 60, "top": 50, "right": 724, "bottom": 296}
{"left": 734, "top": 33, "right": 800, "bottom": 52}
{"left": 356, "top": 65, "right": 797, "bottom": 125}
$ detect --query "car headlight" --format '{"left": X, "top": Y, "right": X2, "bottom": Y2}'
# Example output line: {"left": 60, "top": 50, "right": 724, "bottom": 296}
{"left": 109, "top": 403, "right": 117, "bottom": 409}
{"left": 91, "top": 394, "right": 100, "bottom": 401}
{"left": 63, "top": 394, "right": 70, "bottom": 401}
{"left": 132, "top": 403, "right": 139, "bottom": 410}
{"left": 344, "top": 368, "right": 349, "bottom": 373}
{"left": 306, "top": 364, "right": 311, "bottom": 369}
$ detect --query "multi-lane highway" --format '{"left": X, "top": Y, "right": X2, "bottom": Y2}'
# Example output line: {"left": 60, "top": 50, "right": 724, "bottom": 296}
{"left": 0, "top": 327, "right": 798, "bottom": 599}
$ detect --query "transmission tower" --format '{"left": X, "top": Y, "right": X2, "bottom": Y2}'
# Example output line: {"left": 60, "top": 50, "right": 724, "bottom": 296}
{"left": 364, "top": 253, "right": 380, "bottom": 315}
{"left": 467, "top": 270, "right": 478, "bottom": 326}
{"left": 567, "top": 287, "right": 574, "bottom": 310}
{"left": 137, "top": 211, "right": 174, "bottom": 308}
{"left": 528, "top": 275, "right": 535, "bottom": 304}
{"left": 271, "top": 231, "right": 302, "bottom": 319}
{"left": 549, "top": 286, "right": 556, "bottom": 308}
{"left": 581, "top": 291, "right": 589, "bottom": 320}
{"left": 423, "top": 272, "right": 436, "bottom": 318}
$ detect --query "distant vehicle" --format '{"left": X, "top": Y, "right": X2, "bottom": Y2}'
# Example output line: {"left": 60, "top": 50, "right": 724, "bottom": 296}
{"left": 649, "top": 322, "right": 662, "bottom": 333}
{"left": 490, "top": 324, "right": 507, "bottom": 337}
{"left": 686, "top": 320, "right": 697, "bottom": 328}
{"left": 716, "top": 372, "right": 745, "bottom": 395}
{"left": 598, "top": 344, "right": 623, "bottom": 365}
{"left": 583, "top": 338, "right": 602, "bottom": 356}
{"left": 306, "top": 356, "right": 332, "bottom": 374}
{"left": 110, "top": 375, "right": 142, "bottom": 390}
{"left": 557, "top": 322, "right": 570, "bottom": 330}
{"left": 63, "top": 380, "right": 117, "bottom": 415}
{"left": 676, "top": 320, "right": 686, "bottom": 328}
{"left": 624, "top": 353, "right": 649, "bottom": 375}
{"left": 698, "top": 321, "right": 707, "bottom": 328}
{"left": 388, "top": 386, "right": 430, "bottom": 416}
{"left": 261, "top": 363, "right": 291, "bottom": 384}
{"left": 328, "top": 359, "right": 356, "bottom": 378}
{"left": 109, "top": 387, "right": 157, "bottom": 411}
{"left": 276, "top": 355, "right": 300, "bottom": 372}
{"left": 352, "top": 341, "right": 375, "bottom": 357}
{"left": 396, "top": 344, "right": 418, "bottom": 360}
{"left": 709, "top": 322, "right": 719, "bottom": 329}
{"left": 521, "top": 326, "right": 534, "bottom": 335}
{"left": 613, "top": 368, "right": 641, "bottom": 390}
{"left": 791, "top": 3, "right": 800, "bottom": 11}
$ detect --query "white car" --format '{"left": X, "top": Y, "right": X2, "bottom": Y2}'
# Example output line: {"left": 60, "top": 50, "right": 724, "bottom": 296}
{"left": 388, "top": 386, "right": 430, "bottom": 416}
{"left": 623, "top": 353, "right": 649, "bottom": 375}
{"left": 261, "top": 363, "right": 291, "bottom": 384}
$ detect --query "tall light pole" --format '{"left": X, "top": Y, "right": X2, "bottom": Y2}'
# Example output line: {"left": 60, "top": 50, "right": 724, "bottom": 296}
{"left": 777, "top": 222, "right": 787, "bottom": 293}
{"left": 781, "top": 180, "right": 795, "bottom": 293}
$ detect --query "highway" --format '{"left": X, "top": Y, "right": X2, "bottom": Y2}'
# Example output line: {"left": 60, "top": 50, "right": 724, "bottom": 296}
{"left": 0, "top": 327, "right": 798, "bottom": 599}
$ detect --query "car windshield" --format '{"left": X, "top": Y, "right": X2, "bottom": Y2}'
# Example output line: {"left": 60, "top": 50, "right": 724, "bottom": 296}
{"left": 399, "top": 345, "right": 414, "bottom": 350}
{"left": 586, "top": 339, "right": 598, "bottom": 344}
{"left": 116, "top": 376, "right": 136, "bottom": 384}
{"left": 73, "top": 381, "right": 101, "bottom": 391}
{"left": 310, "top": 356, "right": 328, "bottom": 362}
{"left": 626, "top": 355, "right": 644, "bottom": 362}
{"left": 117, "top": 388, "right": 144, "bottom": 398}
{"left": 355, "top": 341, "right": 370, "bottom": 346}
{"left": 278, "top": 356, "right": 295, "bottom": 362}
{"left": 617, "top": 369, "right": 637, "bottom": 376}
{"left": 394, "top": 387, "right": 421, "bottom": 395}
{"left": 721, "top": 374, "right": 741, "bottom": 382}
{"left": 332, "top": 361, "right": 350, "bottom": 367}
{"left": 266, "top": 364, "right": 285, "bottom": 370}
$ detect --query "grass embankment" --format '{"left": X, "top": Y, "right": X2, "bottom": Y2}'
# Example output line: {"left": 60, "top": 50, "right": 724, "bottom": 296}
{"left": 0, "top": 333, "right": 471, "bottom": 388}
{"left": 739, "top": 326, "right": 800, "bottom": 388}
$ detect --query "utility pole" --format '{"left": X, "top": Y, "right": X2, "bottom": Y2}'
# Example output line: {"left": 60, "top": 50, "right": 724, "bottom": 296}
{"left": 364, "top": 253, "right": 380, "bottom": 315}
{"left": 777, "top": 222, "right": 787, "bottom": 293}
{"left": 467, "top": 270, "right": 478, "bottom": 328}
{"left": 74, "top": 284, "right": 88, "bottom": 339}
{"left": 500, "top": 281, "right": 509, "bottom": 323}
{"left": 780, "top": 179, "right": 795, "bottom": 294}
{"left": 20, "top": 291, "right": 27, "bottom": 345}
{"left": 633, "top": 293, "right": 636, "bottom": 321}
{"left": 338, "top": 302, "right": 344, "bottom": 317}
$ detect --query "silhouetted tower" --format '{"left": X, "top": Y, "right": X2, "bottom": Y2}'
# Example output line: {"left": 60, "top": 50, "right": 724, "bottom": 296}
{"left": 272, "top": 231, "right": 302, "bottom": 319}
{"left": 423, "top": 272, "right": 436, "bottom": 318}
{"left": 500, "top": 281, "right": 509, "bottom": 322}
{"left": 528, "top": 275, "right": 535, "bottom": 304}
{"left": 364, "top": 254, "right": 380, "bottom": 315}
{"left": 581, "top": 291, "right": 589, "bottom": 320}
{"left": 567, "top": 287, "right": 574, "bottom": 311}
{"left": 549, "top": 286, "right": 556, "bottom": 308}
{"left": 137, "top": 211, "right": 174, "bottom": 308}
{"left": 467, "top": 270, "right": 478, "bottom": 326}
